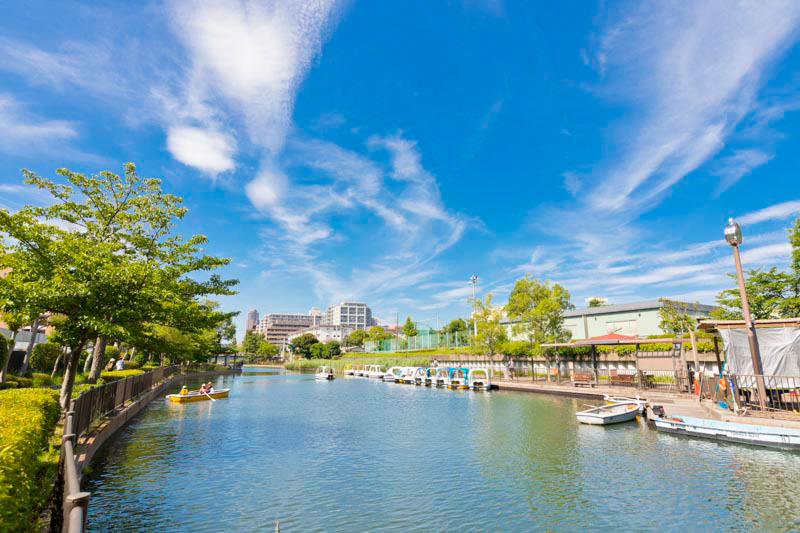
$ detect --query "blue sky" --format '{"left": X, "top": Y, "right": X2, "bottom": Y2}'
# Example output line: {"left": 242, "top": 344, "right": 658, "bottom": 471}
{"left": 2, "top": 1, "right": 800, "bottom": 337}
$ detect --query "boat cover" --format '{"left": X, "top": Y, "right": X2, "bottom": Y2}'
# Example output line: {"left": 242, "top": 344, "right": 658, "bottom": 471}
{"left": 720, "top": 326, "right": 800, "bottom": 375}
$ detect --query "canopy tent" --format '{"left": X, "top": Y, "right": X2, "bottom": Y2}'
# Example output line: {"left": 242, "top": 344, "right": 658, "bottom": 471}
{"left": 699, "top": 319, "right": 800, "bottom": 376}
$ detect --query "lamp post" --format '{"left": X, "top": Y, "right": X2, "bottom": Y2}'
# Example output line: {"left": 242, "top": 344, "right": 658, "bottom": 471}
{"left": 724, "top": 217, "right": 767, "bottom": 409}
{"left": 469, "top": 275, "right": 478, "bottom": 337}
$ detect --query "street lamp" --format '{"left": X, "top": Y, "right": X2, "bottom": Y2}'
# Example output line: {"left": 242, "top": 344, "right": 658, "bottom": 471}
{"left": 469, "top": 275, "right": 478, "bottom": 336}
{"left": 724, "top": 217, "right": 767, "bottom": 409}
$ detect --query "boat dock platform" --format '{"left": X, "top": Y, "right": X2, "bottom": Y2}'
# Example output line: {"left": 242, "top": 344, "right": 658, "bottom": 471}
{"left": 492, "top": 378, "right": 800, "bottom": 430}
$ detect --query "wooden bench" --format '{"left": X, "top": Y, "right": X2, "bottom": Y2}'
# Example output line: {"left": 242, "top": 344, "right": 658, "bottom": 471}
{"left": 572, "top": 372, "right": 594, "bottom": 387}
{"left": 609, "top": 372, "right": 636, "bottom": 387}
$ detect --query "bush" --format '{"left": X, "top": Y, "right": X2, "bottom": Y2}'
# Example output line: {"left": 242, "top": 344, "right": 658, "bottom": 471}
{"left": 0, "top": 388, "right": 60, "bottom": 530}
{"left": 99, "top": 369, "right": 145, "bottom": 382}
{"left": 9, "top": 376, "right": 33, "bottom": 388}
{"left": 501, "top": 341, "right": 533, "bottom": 357}
{"left": 123, "top": 360, "right": 141, "bottom": 370}
{"left": 30, "top": 343, "right": 61, "bottom": 374}
{"left": 31, "top": 373, "right": 54, "bottom": 388}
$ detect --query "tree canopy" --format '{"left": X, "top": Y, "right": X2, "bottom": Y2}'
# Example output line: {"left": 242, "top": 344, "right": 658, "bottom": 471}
{"left": 402, "top": 317, "right": 418, "bottom": 338}
{"left": 505, "top": 274, "right": 572, "bottom": 356}
{"left": 472, "top": 293, "right": 507, "bottom": 357}
{"left": 346, "top": 329, "right": 369, "bottom": 347}
{"left": 0, "top": 163, "right": 237, "bottom": 406}
{"left": 292, "top": 333, "right": 319, "bottom": 357}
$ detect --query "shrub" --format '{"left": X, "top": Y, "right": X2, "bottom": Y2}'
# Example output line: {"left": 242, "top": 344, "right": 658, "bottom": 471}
{"left": 123, "top": 360, "right": 141, "bottom": 370}
{"left": 501, "top": 341, "right": 533, "bottom": 357}
{"left": 9, "top": 376, "right": 33, "bottom": 388}
{"left": 0, "top": 388, "right": 60, "bottom": 530}
{"left": 99, "top": 369, "right": 145, "bottom": 382}
{"left": 31, "top": 373, "right": 54, "bottom": 388}
{"left": 30, "top": 343, "right": 61, "bottom": 374}
{"left": 0, "top": 381, "right": 18, "bottom": 390}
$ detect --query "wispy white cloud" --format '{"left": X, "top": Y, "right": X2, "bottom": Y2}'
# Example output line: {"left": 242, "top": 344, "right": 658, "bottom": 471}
{"left": 738, "top": 200, "right": 800, "bottom": 226}
{"left": 712, "top": 148, "right": 774, "bottom": 196}
{"left": 166, "top": 126, "right": 236, "bottom": 174}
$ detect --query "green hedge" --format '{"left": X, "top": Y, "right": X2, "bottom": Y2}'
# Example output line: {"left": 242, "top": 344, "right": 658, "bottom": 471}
{"left": 0, "top": 388, "right": 60, "bottom": 531}
{"left": 99, "top": 369, "right": 145, "bottom": 382}
{"left": 30, "top": 344, "right": 61, "bottom": 374}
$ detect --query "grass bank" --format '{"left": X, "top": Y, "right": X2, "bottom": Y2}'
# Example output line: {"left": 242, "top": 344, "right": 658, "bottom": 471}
{"left": 285, "top": 357, "right": 431, "bottom": 372}
{"left": 0, "top": 388, "right": 61, "bottom": 532}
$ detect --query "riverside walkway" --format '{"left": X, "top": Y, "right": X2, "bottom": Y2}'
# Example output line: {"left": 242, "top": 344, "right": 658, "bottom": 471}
{"left": 492, "top": 378, "right": 800, "bottom": 429}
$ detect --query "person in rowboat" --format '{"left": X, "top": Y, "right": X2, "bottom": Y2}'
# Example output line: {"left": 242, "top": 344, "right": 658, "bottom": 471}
{"left": 206, "top": 382, "right": 214, "bottom": 393}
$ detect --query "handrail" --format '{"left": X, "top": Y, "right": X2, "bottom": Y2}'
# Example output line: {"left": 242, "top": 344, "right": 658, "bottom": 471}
{"left": 58, "top": 365, "right": 178, "bottom": 532}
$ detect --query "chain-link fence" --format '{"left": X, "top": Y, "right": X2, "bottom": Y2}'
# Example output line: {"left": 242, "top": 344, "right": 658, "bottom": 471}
{"left": 365, "top": 331, "right": 471, "bottom": 353}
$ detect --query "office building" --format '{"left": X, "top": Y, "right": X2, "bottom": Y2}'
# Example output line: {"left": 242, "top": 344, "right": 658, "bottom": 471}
{"left": 245, "top": 309, "right": 259, "bottom": 332}
{"left": 322, "top": 302, "right": 376, "bottom": 330}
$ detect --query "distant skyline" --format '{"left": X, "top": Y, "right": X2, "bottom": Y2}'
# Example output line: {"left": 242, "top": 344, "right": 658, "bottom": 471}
{"left": 2, "top": 1, "right": 800, "bottom": 336}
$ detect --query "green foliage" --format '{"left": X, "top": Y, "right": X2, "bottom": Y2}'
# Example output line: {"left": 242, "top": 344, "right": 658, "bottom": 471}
{"left": 501, "top": 341, "right": 533, "bottom": 357}
{"left": 285, "top": 356, "right": 430, "bottom": 371}
{"left": 472, "top": 293, "right": 507, "bottom": 357}
{"left": 346, "top": 329, "right": 368, "bottom": 347}
{"left": 505, "top": 275, "right": 572, "bottom": 355}
{"left": 241, "top": 331, "right": 262, "bottom": 354}
{"left": 0, "top": 163, "right": 237, "bottom": 406}
{"left": 308, "top": 341, "right": 341, "bottom": 359}
{"left": 99, "top": 369, "right": 145, "bottom": 382}
{"left": 0, "top": 388, "right": 60, "bottom": 530}
{"left": 292, "top": 333, "right": 319, "bottom": 357}
{"left": 105, "top": 346, "right": 120, "bottom": 362}
{"left": 256, "top": 341, "right": 279, "bottom": 358}
{"left": 587, "top": 298, "right": 605, "bottom": 308}
{"left": 658, "top": 299, "right": 698, "bottom": 334}
{"left": 713, "top": 267, "right": 797, "bottom": 320}
{"left": 122, "top": 359, "right": 140, "bottom": 370}
{"left": 30, "top": 343, "right": 60, "bottom": 374}
{"left": 442, "top": 318, "right": 468, "bottom": 335}
{"left": 367, "top": 326, "right": 393, "bottom": 343}
{"left": 402, "top": 317, "right": 418, "bottom": 338}
{"left": 31, "top": 373, "right": 54, "bottom": 388}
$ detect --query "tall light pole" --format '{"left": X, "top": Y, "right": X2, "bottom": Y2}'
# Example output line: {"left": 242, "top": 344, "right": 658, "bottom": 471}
{"left": 724, "top": 217, "right": 767, "bottom": 409}
{"left": 469, "top": 275, "right": 478, "bottom": 337}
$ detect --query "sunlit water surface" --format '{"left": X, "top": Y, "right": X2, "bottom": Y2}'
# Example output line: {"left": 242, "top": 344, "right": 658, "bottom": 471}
{"left": 84, "top": 368, "right": 800, "bottom": 531}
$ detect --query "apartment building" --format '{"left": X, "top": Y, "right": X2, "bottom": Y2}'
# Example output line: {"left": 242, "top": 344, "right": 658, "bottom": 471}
{"left": 322, "top": 302, "right": 376, "bottom": 330}
{"left": 287, "top": 324, "right": 356, "bottom": 344}
{"left": 256, "top": 312, "right": 316, "bottom": 346}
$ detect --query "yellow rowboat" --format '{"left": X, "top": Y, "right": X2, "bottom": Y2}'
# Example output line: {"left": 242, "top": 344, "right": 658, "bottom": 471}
{"left": 167, "top": 389, "right": 230, "bottom": 403}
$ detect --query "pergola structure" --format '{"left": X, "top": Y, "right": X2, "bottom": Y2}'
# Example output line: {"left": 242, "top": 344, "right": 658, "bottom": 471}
{"left": 541, "top": 333, "right": 722, "bottom": 390}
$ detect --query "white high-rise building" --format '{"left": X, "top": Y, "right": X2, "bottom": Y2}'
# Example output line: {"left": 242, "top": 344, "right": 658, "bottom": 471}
{"left": 322, "top": 302, "right": 375, "bottom": 330}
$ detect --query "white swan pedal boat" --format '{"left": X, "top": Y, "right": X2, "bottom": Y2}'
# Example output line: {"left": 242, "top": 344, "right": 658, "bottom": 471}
{"left": 315, "top": 366, "right": 335, "bottom": 380}
{"left": 576, "top": 401, "right": 640, "bottom": 425}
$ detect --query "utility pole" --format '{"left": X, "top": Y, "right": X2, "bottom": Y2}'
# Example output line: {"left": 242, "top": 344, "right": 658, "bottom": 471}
{"left": 470, "top": 275, "right": 479, "bottom": 336}
{"left": 724, "top": 218, "right": 767, "bottom": 410}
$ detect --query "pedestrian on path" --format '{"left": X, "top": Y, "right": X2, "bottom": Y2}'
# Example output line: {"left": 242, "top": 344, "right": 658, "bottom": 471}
{"left": 507, "top": 359, "right": 516, "bottom": 380}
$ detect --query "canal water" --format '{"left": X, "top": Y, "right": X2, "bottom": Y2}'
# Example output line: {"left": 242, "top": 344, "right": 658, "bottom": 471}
{"left": 84, "top": 368, "right": 800, "bottom": 532}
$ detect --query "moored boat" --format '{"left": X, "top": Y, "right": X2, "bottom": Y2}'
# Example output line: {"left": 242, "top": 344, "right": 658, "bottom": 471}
{"left": 384, "top": 366, "right": 403, "bottom": 382}
{"left": 448, "top": 368, "right": 469, "bottom": 389}
{"left": 354, "top": 365, "right": 366, "bottom": 377}
{"left": 423, "top": 368, "right": 436, "bottom": 386}
{"left": 576, "top": 402, "right": 640, "bottom": 425}
{"left": 366, "top": 365, "right": 387, "bottom": 378}
{"left": 649, "top": 408, "right": 800, "bottom": 450}
{"left": 315, "top": 366, "right": 335, "bottom": 380}
{"left": 400, "top": 367, "right": 419, "bottom": 384}
{"left": 167, "top": 388, "right": 230, "bottom": 403}
{"left": 603, "top": 394, "right": 645, "bottom": 413}
{"left": 343, "top": 364, "right": 355, "bottom": 376}
{"left": 434, "top": 367, "right": 450, "bottom": 387}
{"left": 468, "top": 368, "right": 492, "bottom": 391}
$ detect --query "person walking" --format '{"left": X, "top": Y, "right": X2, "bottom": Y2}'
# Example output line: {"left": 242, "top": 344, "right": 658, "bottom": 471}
{"left": 507, "top": 358, "right": 516, "bottom": 381}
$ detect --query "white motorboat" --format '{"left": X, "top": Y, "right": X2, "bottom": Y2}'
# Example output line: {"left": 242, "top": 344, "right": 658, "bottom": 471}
{"left": 423, "top": 368, "right": 436, "bottom": 386}
{"left": 434, "top": 368, "right": 450, "bottom": 387}
{"left": 468, "top": 368, "right": 492, "bottom": 391}
{"left": 576, "top": 402, "right": 640, "bottom": 425}
{"left": 354, "top": 365, "right": 366, "bottom": 377}
{"left": 343, "top": 364, "right": 355, "bottom": 376}
{"left": 650, "top": 408, "right": 800, "bottom": 450}
{"left": 366, "top": 365, "right": 387, "bottom": 378}
{"left": 603, "top": 394, "right": 645, "bottom": 413}
{"left": 448, "top": 368, "right": 469, "bottom": 389}
{"left": 410, "top": 367, "right": 426, "bottom": 385}
{"left": 315, "top": 366, "right": 335, "bottom": 381}
{"left": 384, "top": 366, "right": 403, "bottom": 382}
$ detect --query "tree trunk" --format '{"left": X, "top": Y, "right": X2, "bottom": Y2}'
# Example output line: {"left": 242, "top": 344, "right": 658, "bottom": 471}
{"left": 50, "top": 351, "right": 63, "bottom": 379}
{"left": 87, "top": 335, "right": 107, "bottom": 384}
{"left": 82, "top": 349, "right": 93, "bottom": 374}
{"left": 59, "top": 339, "right": 87, "bottom": 410}
{"left": 0, "top": 330, "right": 19, "bottom": 383}
{"left": 19, "top": 318, "right": 40, "bottom": 376}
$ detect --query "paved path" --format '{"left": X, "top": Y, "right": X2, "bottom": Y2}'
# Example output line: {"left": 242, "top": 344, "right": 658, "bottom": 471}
{"left": 493, "top": 378, "right": 800, "bottom": 429}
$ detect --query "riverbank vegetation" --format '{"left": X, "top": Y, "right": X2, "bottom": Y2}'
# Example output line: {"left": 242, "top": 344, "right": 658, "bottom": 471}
{"left": 285, "top": 356, "right": 431, "bottom": 372}
{"left": 0, "top": 388, "right": 60, "bottom": 532}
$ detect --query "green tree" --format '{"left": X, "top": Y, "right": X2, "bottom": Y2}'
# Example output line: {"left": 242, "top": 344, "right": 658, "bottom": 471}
{"left": 0, "top": 164, "right": 236, "bottom": 407}
{"left": 472, "top": 293, "right": 507, "bottom": 357}
{"left": 346, "top": 329, "right": 369, "bottom": 347}
{"left": 505, "top": 274, "right": 572, "bottom": 357}
{"left": 241, "top": 331, "right": 262, "bottom": 354}
{"left": 587, "top": 298, "right": 604, "bottom": 308}
{"left": 712, "top": 267, "right": 793, "bottom": 320}
{"left": 256, "top": 340, "right": 279, "bottom": 358}
{"left": 309, "top": 342, "right": 326, "bottom": 358}
{"left": 30, "top": 343, "right": 61, "bottom": 373}
{"left": 442, "top": 318, "right": 467, "bottom": 334}
{"left": 402, "top": 317, "right": 418, "bottom": 338}
{"left": 325, "top": 340, "right": 341, "bottom": 357}
{"left": 292, "top": 333, "right": 319, "bottom": 358}
{"left": 658, "top": 298, "right": 698, "bottom": 334}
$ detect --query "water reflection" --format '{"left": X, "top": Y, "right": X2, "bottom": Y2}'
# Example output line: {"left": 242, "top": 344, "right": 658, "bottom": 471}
{"left": 85, "top": 369, "right": 800, "bottom": 532}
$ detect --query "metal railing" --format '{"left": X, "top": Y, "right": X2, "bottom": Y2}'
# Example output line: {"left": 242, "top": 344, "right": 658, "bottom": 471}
{"left": 729, "top": 374, "right": 800, "bottom": 416}
{"left": 57, "top": 365, "right": 177, "bottom": 532}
